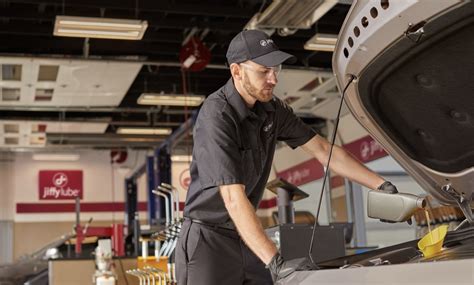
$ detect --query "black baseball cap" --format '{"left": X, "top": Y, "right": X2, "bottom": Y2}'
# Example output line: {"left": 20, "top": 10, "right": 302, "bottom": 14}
{"left": 226, "top": 30, "right": 296, "bottom": 67}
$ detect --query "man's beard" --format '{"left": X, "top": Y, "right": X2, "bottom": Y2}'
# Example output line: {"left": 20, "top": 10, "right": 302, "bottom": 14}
{"left": 242, "top": 71, "right": 273, "bottom": 102}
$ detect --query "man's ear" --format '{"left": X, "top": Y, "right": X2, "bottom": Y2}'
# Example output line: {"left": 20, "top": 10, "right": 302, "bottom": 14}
{"left": 230, "top": 63, "right": 242, "bottom": 81}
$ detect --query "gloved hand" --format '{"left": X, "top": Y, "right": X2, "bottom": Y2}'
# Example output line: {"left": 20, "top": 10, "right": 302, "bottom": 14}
{"left": 377, "top": 181, "right": 412, "bottom": 225}
{"left": 266, "top": 252, "right": 318, "bottom": 282}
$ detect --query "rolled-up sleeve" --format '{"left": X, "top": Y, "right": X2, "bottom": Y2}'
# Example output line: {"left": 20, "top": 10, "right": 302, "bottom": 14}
{"left": 193, "top": 108, "right": 244, "bottom": 188}
{"left": 275, "top": 98, "right": 316, "bottom": 148}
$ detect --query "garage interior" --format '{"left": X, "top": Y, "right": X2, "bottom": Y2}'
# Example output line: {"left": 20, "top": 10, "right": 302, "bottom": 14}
{"left": 0, "top": 0, "right": 473, "bottom": 284}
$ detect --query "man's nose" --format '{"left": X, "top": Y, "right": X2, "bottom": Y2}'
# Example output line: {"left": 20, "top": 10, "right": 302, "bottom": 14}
{"left": 267, "top": 71, "right": 278, "bottom": 85}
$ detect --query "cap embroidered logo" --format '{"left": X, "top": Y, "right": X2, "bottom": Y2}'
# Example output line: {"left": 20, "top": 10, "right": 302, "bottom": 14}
{"left": 260, "top": 39, "right": 274, "bottom": 47}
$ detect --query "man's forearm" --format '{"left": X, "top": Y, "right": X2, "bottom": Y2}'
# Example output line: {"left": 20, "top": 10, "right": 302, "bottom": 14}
{"left": 220, "top": 184, "right": 277, "bottom": 264}
{"left": 302, "top": 135, "right": 384, "bottom": 190}
{"left": 329, "top": 146, "right": 384, "bottom": 189}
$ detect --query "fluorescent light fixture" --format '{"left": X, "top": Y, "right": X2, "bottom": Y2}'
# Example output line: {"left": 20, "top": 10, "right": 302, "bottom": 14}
{"left": 54, "top": 16, "right": 148, "bottom": 40}
{"left": 32, "top": 153, "right": 80, "bottom": 161}
{"left": 248, "top": 0, "right": 338, "bottom": 30}
{"left": 304, "top": 33, "right": 338, "bottom": 51}
{"left": 116, "top": 127, "right": 172, "bottom": 135}
{"left": 171, "top": 155, "right": 193, "bottom": 162}
{"left": 137, "top": 93, "right": 205, "bottom": 106}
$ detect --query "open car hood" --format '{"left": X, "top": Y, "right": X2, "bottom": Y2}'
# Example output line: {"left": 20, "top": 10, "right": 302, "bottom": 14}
{"left": 333, "top": 0, "right": 474, "bottom": 220}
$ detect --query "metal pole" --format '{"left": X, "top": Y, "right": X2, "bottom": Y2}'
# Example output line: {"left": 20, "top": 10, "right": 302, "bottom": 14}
{"left": 133, "top": 212, "right": 140, "bottom": 257}
{"left": 146, "top": 156, "right": 157, "bottom": 222}
{"left": 277, "top": 188, "right": 294, "bottom": 224}
{"left": 125, "top": 179, "right": 138, "bottom": 237}
{"left": 324, "top": 167, "right": 333, "bottom": 223}
{"left": 74, "top": 197, "right": 82, "bottom": 256}
{"left": 75, "top": 197, "right": 80, "bottom": 228}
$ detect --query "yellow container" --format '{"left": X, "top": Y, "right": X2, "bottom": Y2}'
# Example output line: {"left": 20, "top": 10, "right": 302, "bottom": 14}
{"left": 137, "top": 256, "right": 168, "bottom": 272}
{"left": 417, "top": 225, "right": 448, "bottom": 258}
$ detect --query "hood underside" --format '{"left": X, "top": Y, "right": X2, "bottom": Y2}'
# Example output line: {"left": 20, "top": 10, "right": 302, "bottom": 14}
{"left": 333, "top": 0, "right": 474, "bottom": 215}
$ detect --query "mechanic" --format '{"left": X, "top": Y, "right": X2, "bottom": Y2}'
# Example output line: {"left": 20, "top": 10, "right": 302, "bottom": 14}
{"left": 175, "top": 29, "right": 399, "bottom": 285}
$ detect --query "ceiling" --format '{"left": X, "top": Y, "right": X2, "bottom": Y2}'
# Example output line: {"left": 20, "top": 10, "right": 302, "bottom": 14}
{"left": 0, "top": 0, "right": 351, "bottom": 150}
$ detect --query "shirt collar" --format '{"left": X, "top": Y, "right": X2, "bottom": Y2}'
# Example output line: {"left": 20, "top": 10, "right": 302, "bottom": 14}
{"left": 224, "top": 78, "right": 275, "bottom": 122}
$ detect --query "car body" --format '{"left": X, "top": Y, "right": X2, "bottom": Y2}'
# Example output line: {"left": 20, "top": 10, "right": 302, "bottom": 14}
{"left": 279, "top": 0, "right": 474, "bottom": 283}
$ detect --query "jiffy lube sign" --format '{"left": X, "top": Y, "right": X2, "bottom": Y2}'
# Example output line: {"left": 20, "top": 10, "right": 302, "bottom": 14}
{"left": 39, "top": 170, "right": 83, "bottom": 200}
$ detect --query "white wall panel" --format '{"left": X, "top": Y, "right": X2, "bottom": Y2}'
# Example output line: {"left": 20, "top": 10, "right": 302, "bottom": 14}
{"left": 8, "top": 150, "right": 147, "bottom": 222}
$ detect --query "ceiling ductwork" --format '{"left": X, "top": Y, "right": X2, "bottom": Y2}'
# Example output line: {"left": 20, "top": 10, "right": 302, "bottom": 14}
{"left": 245, "top": 0, "right": 339, "bottom": 36}
{"left": 0, "top": 0, "right": 350, "bottom": 151}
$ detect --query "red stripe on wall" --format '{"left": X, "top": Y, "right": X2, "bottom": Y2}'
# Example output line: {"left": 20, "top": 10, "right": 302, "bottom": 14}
{"left": 16, "top": 202, "right": 148, "bottom": 213}
{"left": 17, "top": 200, "right": 277, "bottom": 214}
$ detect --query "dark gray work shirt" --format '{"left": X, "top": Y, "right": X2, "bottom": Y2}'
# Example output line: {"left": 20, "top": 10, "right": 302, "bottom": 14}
{"left": 184, "top": 78, "right": 316, "bottom": 223}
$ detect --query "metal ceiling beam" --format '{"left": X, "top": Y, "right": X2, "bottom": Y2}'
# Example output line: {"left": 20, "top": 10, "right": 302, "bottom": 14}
{"left": 46, "top": 142, "right": 164, "bottom": 147}
{"left": 108, "top": 121, "right": 182, "bottom": 127}
{"left": 0, "top": 21, "right": 336, "bottom": 49}
{"left": 0, "top": 53, "right": 229, "bottom": 70}
{"left": 11, "top": 0, "right": 257, "bottom": 18}
{"left": 0, "top": 6, "right": 254, "bottom": 26}
{"left": 0, "top": 109, "right": 188, "bottom": 128}
{"left": 0, "top": 23, "right": 239, "bottom": 46}
{"left": 47, "top": 133, "right": 166, "bottom": 142}
{"left": 0, "top": 35, "right": 181, "bottom": 54}
{"left": 45, "top": 135, "right": 168, "bottom": 148}
{"left": 0, "top": 106, "right": 161, "bottom": 113}
{"left": 47, "top": 133, "right": 166, "bottom": 139}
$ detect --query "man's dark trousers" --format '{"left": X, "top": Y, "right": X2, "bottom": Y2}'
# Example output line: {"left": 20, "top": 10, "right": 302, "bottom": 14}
{"left": 176, "top": 219, "right": 273, "bottom": 285}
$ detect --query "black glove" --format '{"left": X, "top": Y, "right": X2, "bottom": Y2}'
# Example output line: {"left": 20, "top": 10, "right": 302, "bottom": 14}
{"left": 266, "top": 252, "right": 318, "bottom": 282}
{"left": 377, "top": 181, "right": 412, "bottom": 225}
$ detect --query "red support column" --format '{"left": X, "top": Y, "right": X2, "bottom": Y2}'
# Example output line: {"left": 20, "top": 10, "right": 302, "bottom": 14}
{"left": 112, "top": 224, "right": 125, "bottom": 257}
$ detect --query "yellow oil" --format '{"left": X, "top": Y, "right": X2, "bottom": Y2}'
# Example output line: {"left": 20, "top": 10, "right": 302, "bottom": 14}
{"left": 425, "top": 210, "right": 433, "bottom": 243}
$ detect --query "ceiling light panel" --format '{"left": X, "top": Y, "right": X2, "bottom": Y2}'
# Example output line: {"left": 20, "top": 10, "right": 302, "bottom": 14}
{"left": 32, "top": 153, "right": 80, "bottom": 161}
{"left": 54, "top": 16, "right": 148, "bottom": 40}
{"left": 304, "top": 33, "right": 338, "bottom": 51}
{"left": 38, "top": 65, "right": 59, "bottom": 82}
{"left": 251, "top": 0, "right": 338, "bottom": 29}
{"left": 1, "top": 64, "right": 22, "bottom": 81}
{"left": 116, "top": 128, "right": 173, "bottom": 135}
{"left": 273, "top": 69, "right": 334, "bottom": 100}
{"left": 137, "top": 93, "right": 205, "bottom": 106}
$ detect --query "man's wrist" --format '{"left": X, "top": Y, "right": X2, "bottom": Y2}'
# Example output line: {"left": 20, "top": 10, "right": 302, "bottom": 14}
{"left": 265, "top": 252, "right": 279, "bottom": 267}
